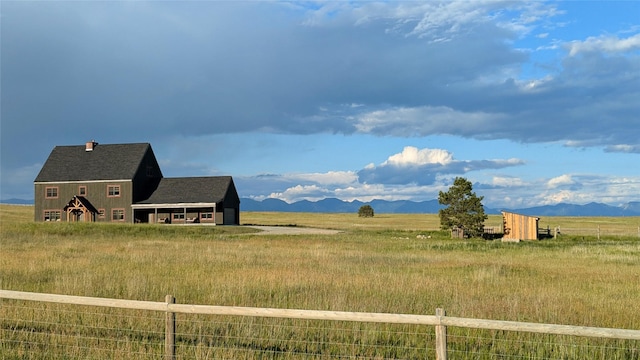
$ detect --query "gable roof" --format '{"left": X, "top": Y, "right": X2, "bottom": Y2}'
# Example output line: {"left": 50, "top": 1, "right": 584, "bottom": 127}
{"left": 34, "top": 143, "right": 154, "bottom": 182}
{"left": 135, "top": 176, "right": 236, "bottom": 205}
{"left": 63, "top": 195, "right": 99, "bottom": 214}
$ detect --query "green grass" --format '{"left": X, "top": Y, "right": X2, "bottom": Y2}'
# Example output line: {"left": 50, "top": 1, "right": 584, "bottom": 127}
{"left": 1, "top": 205, "right": 639, "bottom": 358}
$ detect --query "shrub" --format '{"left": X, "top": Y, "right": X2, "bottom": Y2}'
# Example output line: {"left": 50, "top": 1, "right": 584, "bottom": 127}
{"left": 358, "top": 205, "right": 374, "bottom": 218}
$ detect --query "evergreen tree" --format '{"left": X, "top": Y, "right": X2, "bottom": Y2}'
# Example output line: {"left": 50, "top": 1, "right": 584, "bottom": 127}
{"left": 438, "top": 177, "right": 487, "bottom": 237}
{"left": 358, "top": 205, "right": 374, "bottom": 218}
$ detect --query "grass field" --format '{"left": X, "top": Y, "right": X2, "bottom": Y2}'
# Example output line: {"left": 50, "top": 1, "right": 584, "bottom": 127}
{"left": 1, "top": 205, "right": 639, "bottom": 358}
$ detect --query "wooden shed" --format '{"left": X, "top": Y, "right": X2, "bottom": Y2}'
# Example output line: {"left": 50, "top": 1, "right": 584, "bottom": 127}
{"left": 451, "top": 226, "right": 465, "bottom": 239}
{"left": 501, "top": 211, "right": 540, "bottom": 242}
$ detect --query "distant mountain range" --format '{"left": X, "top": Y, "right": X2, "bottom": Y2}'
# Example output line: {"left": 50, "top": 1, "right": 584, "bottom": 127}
{"left": 239, "top": 198, "right": 640, "bottom": 217}
{"left": 1, "top": 198, "right": 33, "bottom": 205}
{"left": 3, "top": 198, "right": 640, "bottom": 216}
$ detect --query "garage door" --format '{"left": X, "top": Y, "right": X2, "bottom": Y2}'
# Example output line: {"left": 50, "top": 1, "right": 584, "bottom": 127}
{"left": 223, "top": 208, "right": 236, "bottom": 225}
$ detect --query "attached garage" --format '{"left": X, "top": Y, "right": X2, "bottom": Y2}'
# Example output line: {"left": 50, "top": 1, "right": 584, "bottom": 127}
{"left": 132, "top": 176, "right": 240, "bottom": 225}
{"left": 223, "top": 208, "right": 237, "bottom": 225}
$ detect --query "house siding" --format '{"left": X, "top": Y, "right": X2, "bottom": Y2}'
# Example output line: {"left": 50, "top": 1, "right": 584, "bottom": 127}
{"left": 222, "top": 179, "right": 241, "bottom": 224}
{"left": 131, "top": 147, "right": 163, "bottom": 203}
{"left": 34, "top": 142, "right": 239, "bottom": 225}
{"left": 35, "top": 180, "right": 133, "bottom": 222}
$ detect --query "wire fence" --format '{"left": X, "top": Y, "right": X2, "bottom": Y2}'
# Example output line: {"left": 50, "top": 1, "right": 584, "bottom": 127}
{"left": 551, "top": 226, "right": 640, "bottom": 239}
{"left": 1, "top": 290, "right": 639, "bottom": 359}
{"left": 446, "top": 329, "right": 639, "bottom": 359}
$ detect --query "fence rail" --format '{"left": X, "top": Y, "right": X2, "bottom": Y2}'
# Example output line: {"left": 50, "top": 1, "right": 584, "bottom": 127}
{"left": 482, "top": 225, "right": 640, "bottom": 239}
{"left": 1, "top": 289, "right": 639, "bottom": 359}
{"left": 553, "top": 226, "right": 640, "bottom": 238}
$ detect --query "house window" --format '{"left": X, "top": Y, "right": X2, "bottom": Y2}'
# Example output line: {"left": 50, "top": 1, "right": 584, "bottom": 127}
{"left": 146, "top": 166, "right": 154, "bottom": 177}
{"left": 79, "top": 186, "right": 87, "bottom": 196}
{"left": 173, "top": 213, "right": 185, "bottom": 220}
{"left": 107, "top": 185, "right": 121, "bottom": 197}
{"left": 201, "top": 213, "right": 213, "bottom": 219}
{"left": 44, "top": 210, "right": 61, "bottom": 221}
{"left": 98, "top": 209, "right": 106, "bottom": 219}
{"left": 112, "top": 209, "right": 125, "bottom": 221}
{"left": 45, "top": 187, "right": 59, "bottom": 199}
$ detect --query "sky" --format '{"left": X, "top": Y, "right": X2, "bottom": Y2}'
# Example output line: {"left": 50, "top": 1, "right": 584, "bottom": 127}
{"left": 1, "top": 1, "right": 639, "bottom": 209}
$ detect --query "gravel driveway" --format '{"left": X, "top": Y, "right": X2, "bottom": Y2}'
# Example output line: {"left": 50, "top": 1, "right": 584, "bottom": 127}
{"left": 247, "top": 226, "right": 342, "bottom": 235}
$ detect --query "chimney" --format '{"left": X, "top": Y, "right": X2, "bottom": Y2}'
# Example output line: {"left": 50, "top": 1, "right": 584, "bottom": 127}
{"left": 85, "top": 140, "right": 98, "bottom": 152}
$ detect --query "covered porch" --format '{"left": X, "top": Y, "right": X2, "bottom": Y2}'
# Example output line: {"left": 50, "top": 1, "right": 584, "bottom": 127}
{"left": 131, "top": 202, "right": 218, "bottom": 225}
{"left": 63, "top": 196, "right": 98, "bottom": 222}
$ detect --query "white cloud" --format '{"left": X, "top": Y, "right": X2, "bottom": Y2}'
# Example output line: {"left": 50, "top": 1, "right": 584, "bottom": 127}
{"left": 357, "top": 146, "right": 524, "bottom": 186}
{"left": 547, "top": 174, "right": 574, "bottom": 188}
{"left": 265, "top": 181, "right": 439, "bottom": 203}
{"left": 268, "top": 184, "right": 329, "bottom": 203}
{"left": 567, "top": 33, "right": 640, "bottom": 56}
{"left": 486, "top": 174, "right": 640, "bottom": 207}
{"left": 538, "top": 190, "right": 580, "bottom": 205}
{"left": 492, "top": 176, "right": 525, "bottom": 187}
{"left": 353, "top": 106, "right": 504, "bottom": 137}
{"left": 283, "top": 171, "right": 358, "bottom": 186}
{"left": 605, "top": 144, "right": 640, "bottom": 154}
{"left": 299, "top": 1, "right": 562, "bottom": 43}
{"left": 334, "top": 183, "right": 414, "bottom": 202}
{"left": 245, "top": 168, "right": 640, "bottom": 208}
{"left": 383, "top": 146, "right": 453, "bottom": 166}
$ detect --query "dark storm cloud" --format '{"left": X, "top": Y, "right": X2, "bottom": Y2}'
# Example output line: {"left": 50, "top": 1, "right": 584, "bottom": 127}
{"left": 1, "top": 2, "right": 538, "bottom": 164}
{"left": 2, "top": 1, "right": 638, "bottom": 200}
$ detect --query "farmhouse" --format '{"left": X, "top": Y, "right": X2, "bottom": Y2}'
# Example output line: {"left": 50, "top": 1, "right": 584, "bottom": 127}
{"left": 34, "top": 141, "right": 240, "bottom": 225}
{"left": 501, "top": 211, "right": 540, "bottom": 241}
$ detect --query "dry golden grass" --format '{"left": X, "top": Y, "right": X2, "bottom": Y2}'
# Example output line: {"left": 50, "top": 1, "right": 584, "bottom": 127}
{"left": 242, "top": 211, "right": 504, "bottom": 231}
{"left": 242, "top": 211, "right": 640, "bottom": 235}
{"left": 1, "top": 205, "right": 639, "bottom": 358}
{"left": 0, "top": 204, "right": 33, "bottom": 224}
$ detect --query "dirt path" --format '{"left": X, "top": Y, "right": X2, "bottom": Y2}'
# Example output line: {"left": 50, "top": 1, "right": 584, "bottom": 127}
{"left": 247, "top": 226, "right": 342, "bottom": 235}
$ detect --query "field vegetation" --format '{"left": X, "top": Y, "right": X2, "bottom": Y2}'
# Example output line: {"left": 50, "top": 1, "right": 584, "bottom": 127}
{"left": 1, "top": 205, "right": 639, "bottom": 358}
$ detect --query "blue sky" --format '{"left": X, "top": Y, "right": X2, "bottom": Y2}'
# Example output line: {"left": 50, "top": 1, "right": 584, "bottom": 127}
{"left": 1, "top": 1, "right": 639, "bottom": 208}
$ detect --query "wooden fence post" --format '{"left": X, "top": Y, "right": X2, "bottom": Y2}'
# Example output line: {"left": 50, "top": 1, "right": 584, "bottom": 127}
{"left": 165, "top": 295, "right": 176, "bottom": 360}
{"left": 435, "top": 308, "right": 447, "bottom": 360}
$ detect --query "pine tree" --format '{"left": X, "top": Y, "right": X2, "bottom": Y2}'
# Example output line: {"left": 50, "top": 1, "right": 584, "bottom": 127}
{"left": 438, "top": 177, "right": 487, "bottom": 238}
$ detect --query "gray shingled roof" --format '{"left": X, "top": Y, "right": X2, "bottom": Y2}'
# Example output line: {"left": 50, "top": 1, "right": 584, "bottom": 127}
{"left": 136, "top": 176, "right": 234, "bottom": 204}
{"left": 34, "top": 143, "right": 152, "bottom": 182}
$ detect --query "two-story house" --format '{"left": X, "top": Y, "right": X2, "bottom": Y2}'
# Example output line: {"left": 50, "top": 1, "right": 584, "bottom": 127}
{"left": 34, "top": 141, "right": 240, "bottom": 225}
